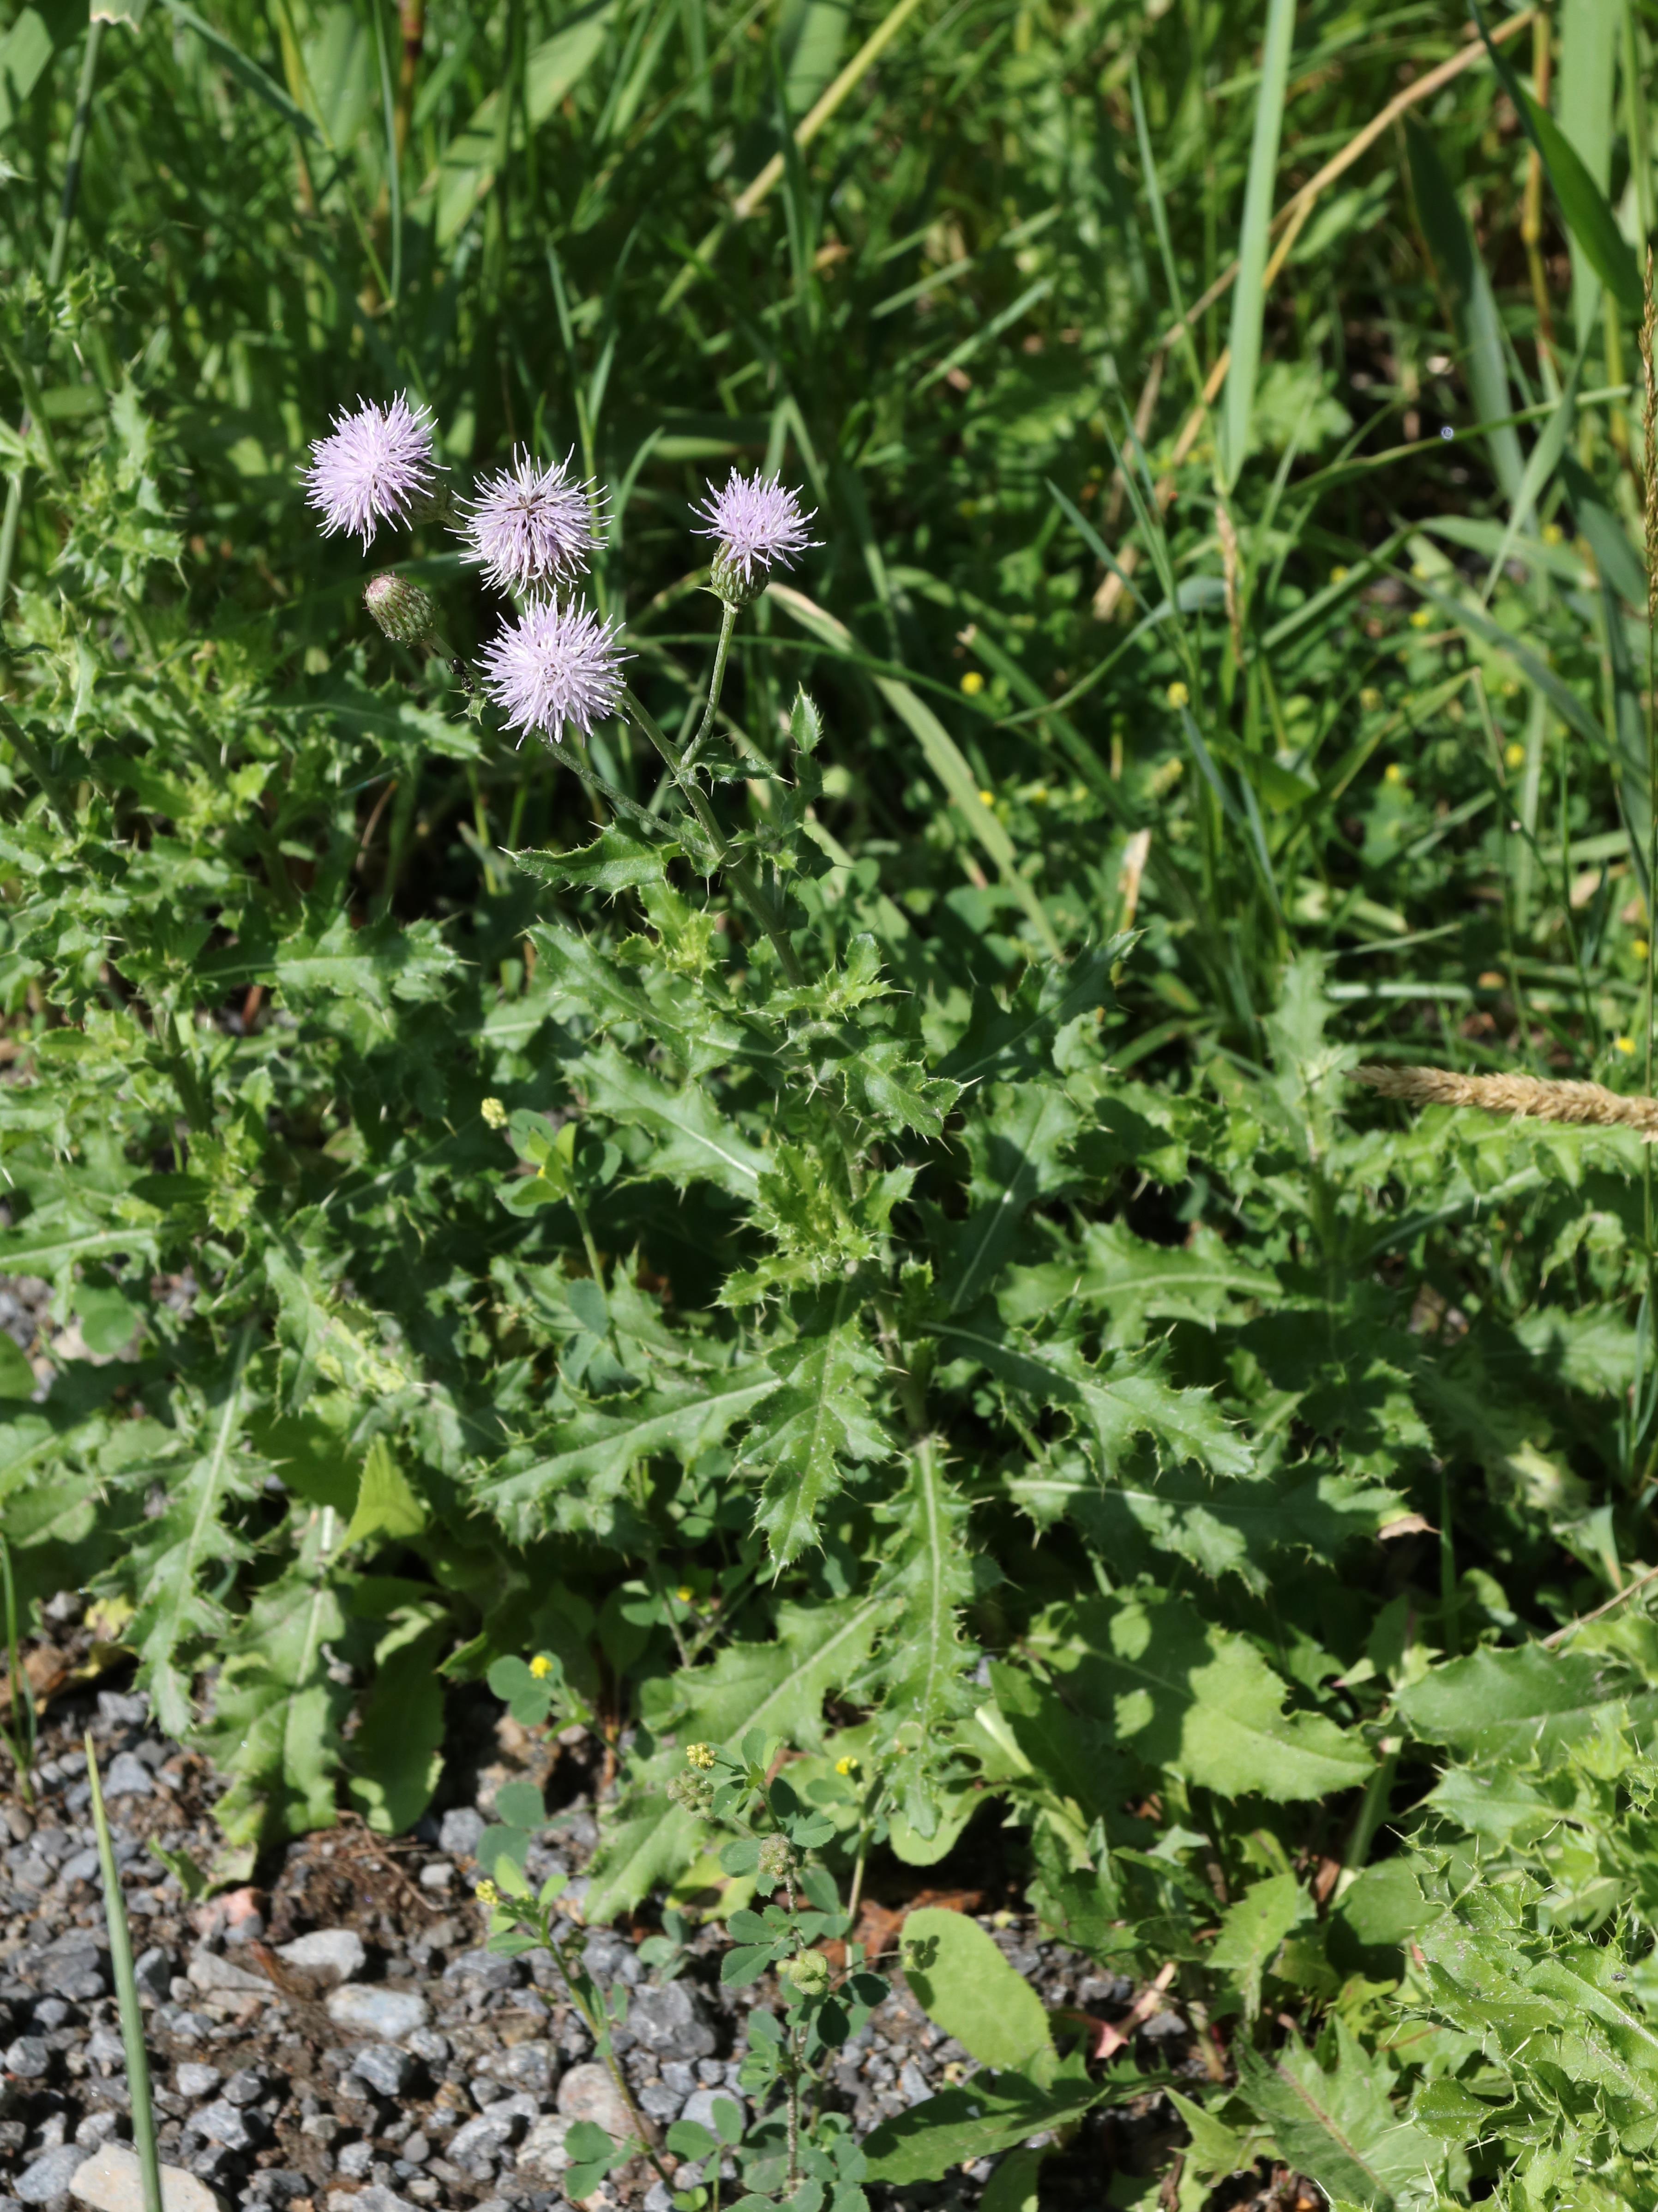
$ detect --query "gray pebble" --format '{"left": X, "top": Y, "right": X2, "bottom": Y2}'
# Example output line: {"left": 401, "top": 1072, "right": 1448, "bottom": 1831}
{"left": 406, "top": 2029, "right": 449, "bottom": 2067}
{"left": 401, "top": 2132, "right": 430, "bottom": 2165}
{"left": 661, "top": 2061, "right": 696, "bottom": 2094}
{"left": 222, "top": 2067, "right": 266, "bottom": 2106}
{"left": 336, "top": 2142, "right": 376, "bottom": 2180}
{"left": 175, "top": 2063, "right": 222, "bottom": 2099}
{"left": 16, "top": 2143, "right": 84, "bottom": 2203}
{"left": 628, "top": 1980, "right": 716, "bottom": 2060}
{"left": 96, "top": 1691, "right": 149, "bottom": 1727}
{"left": 276, "top": 1929, "right": 364, "bottom": 1984}
{"left": 353, "top": 2045, "right": 417, "bottom": 2098}
{"left": 195, "top": 2096, "right": 265, "bottom": 2149}
{"left": 132, "top": 1947, "right": 173, "bottom": 2004}
{"left": 679, "top": 2087, "right": 743, "bottom": 2139}
{"left": 637, "top": 2083, "right": 681, "bottom": 2122}
{"left": 102, "top": 1753, "right": 154, "bottom": 1801}
{"left": 4, "top": 2035, "right": 50, "bottom": 2079}
{"left": 325, "top": 1986, "right": 429, "bottom": 2040}
{"left": 438, "top": 1809, "right": 484, "bottom": 1858}
{"left": 58, "top": 1849, "right": 99, "bottom": 1886}
{"left": 899, "top": 2061, "right": 931, "bottom": 2106}
{"left": 449, "top": 2114, "right": 517, "bottom": 2163}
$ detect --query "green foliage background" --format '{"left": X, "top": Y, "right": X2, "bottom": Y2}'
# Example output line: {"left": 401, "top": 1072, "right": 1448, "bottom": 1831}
{"left": 8, "top": 0, "right": 1658, "bottom": 2201}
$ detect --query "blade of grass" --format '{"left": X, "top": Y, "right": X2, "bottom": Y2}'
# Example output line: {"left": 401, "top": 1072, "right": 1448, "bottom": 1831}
{"left": 1557, "top": 0, "right": 1619, "bottom": 349}
{"left": 0, "top": 1532, "right": 35, "bottom": 1806}
{"left": 87, "top": 1730, "right": 164, "bottom": 2212}
{"left": 1219, "top": 0, "right": 1296, "bottom": 488}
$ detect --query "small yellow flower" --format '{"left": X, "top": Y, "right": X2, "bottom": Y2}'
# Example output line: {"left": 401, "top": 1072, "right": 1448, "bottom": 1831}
{"left": 960, "top": 669, "right": 985, "bottom": 696}
{"left": 1165, "top": 681, "right": 1189, "bottom": 709}
{"left": 1636, "top": 940, "right": 1651, "bottom": 963}
{"left": 1330, "top": 565, "right": 1350, "bottom": 585}
{"left": 1030, "top": 784, "right": 1049, "bottom": 804}
{"left": 1359, "top": 687, "right": 1383, "bottom": 712}
{"left": 1409, "top": 608, "right": 1432, "bottom": 630}
{"left": 475, "top": 1878, "right": 501, "bottom": 1908}
{"left": 529, "top": 1653, "right": 554, "bottom": 1680}
{"left": 686, "top": 1742, "right": 716, "bottom": 1771}
{"left": 1504, "top": 741, "right": 1526, "bottom": 769}
{"left": 1617, "top": 1035, "right": 1638, "bottom": 1056}
{"left": 1384, "top": 763, "right": 1405, "bottom": 786}
{"left": 1410, "top": 561, "right": 1430, "bottom": 580}
{"left": 835, "top": 1754, "right": 859, "bottom": 1777}
{"left": 1542, "top": 521, "right": 1564, "bottom": 547}
{"left": 676, "top": 1585, "right": 695, "bottom": 1604}
{"left": 979, "top": 788, "right": 995, "bottom": 807}
{"left": 481, "top": 1097, "right": 508, "bottom": 1129}
{"left": 1501, "top": 679, "right": 1521, "bottom": 699}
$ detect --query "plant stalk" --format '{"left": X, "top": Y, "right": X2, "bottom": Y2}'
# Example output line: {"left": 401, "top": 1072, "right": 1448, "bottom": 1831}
{"left": 87, "top": 1731, "right": 165, "bottom": 2212}
{"left": 0, "top": 17, "right": 105, "bottom": 630}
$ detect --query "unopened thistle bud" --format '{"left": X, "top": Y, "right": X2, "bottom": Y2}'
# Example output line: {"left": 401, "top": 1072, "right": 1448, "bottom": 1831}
{"left": 694, "top": 470, "right": 817, "bottom": 607}
{"left": 364, "top": 571, "right": 439, "bottom": 648}
{"left": 781, "top": 1950, "right": 829, "bottom": 1997}
{"left": 757, "top": 1834, "right": 797, "bottom": 1882}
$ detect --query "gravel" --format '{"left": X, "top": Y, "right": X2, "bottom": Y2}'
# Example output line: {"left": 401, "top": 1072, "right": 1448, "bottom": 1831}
{"left": 0, "top": 1603, "right": 1298, "bottom": 2212}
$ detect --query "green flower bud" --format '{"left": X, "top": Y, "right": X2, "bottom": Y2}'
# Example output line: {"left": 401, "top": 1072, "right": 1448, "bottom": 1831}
{"left": 756, "top": 1834, "right": 797, "bottom": 1882}
{"left": 781, "top": 1949, "right": 829, "bottom": 1997}
{"left": 364, "top": 570, "right": 439, "bottom": 648}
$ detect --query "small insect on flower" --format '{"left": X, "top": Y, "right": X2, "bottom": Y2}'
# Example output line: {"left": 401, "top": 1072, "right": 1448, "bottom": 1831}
{"left": 304, "top": 394, "right": 439, "bottom": 549}
{"left": 480, "top": 598, "right": 627, "bottom": 745}
{"left": 960, "top": 670, "right": 985, "bottom": 696}
{"left": 529, "top": 1652, "right": 554, "bottom": 1679}
{"left": 481, "top": 1096, "right": 509, "bottom": 1129}
{"left": 458, "top": 447, "right": 602, "bottom": 595}
{"left": 695, "top": 469, "right": 818, "bottom": 606}
{"left": 685, "top": 1742, "right": 716, "bottom": 1771}
{"left": 1165, "top": 681, "right": 1189, "bottom": 709}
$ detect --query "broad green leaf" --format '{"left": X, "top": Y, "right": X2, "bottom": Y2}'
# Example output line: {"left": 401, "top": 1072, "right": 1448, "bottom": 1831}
{"left": 900, "top": 1906, "right": 1054, "bottom": 2072}
{"left": 863, "top": 2067, "right": 1111, "bottom": 2184}
{"left": 0, "top": 9, "right": 52, "bottom": 134}
{"left": 1053, "top": 1590, "right": 1373, "bottom": 1801}
{"left": 347, "top": 1610, "right": 449, "bottom": 1836}
{"left": 1001, "top": 1219, "right": 1278, "bottom": 1344}
{"left": 939, "top": 942, "right": 1127, "bottom": 1087}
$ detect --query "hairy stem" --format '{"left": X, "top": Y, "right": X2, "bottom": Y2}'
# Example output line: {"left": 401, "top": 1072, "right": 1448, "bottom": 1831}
{"left": 680, "top": 597, "right": 739, "bottom": 772}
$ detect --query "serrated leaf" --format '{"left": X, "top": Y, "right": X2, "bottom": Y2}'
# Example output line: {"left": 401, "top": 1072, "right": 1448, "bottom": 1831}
{"left": 836, "top": 1038, "right": 958, "bottom": 1138}
{"left": 481, "top": 1368, "right": 778, "bottom": 1543}
{"left": 1210, "top": 1873, "right": 1310, "bottom": 2019}
{"left": 1236, "top": 2021, "right": 1444, "bottom": 2212}
{"left": 509, "top": 824, "right": 679, "bottom": 895}
{"left": 938, "top": 1084, "right": 1080, "bottom": 1314}
{"left": 938, "top": 943, "right": 1129, "bottom": 1087}
{"left": 744, "top": 1287, "right": 893, "bottom": 1564}
{"left": 862, "top": 2069, "right": 1111, "bottom": 2185}
{"left": 126, "top": 1330, "right": 260, "bottom": 1736}
{"left": 1394, "top": 1643, "right": 1655, "bottom": 1762}
{"left": 344, "top": 1436, "right": 427, "bottom": 1549}
{"left": 582, "top": 1042, "right": 767, "bottom": 1199}
{"left": 1052, "top": 1590, "right": 1373, "bottom": 1800}
{"left": 941, "top": 1308, "right": 1251, "bottom": 1481}
{"left": 1002, "top": 1218, "right": 1278, "bottom": 1344}
{"left": 200, "top": 1510, "right": 348, "bottom": 1848}
{"left": 585, "top": 1597, "right": 885, "bottom": 1922}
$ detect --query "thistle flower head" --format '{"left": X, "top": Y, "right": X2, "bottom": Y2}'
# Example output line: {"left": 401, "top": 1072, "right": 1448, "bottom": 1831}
{"left": 480, "top": 597, "right": 627, "bottom": 744}
{"left": 458, "top": 447, "right": 603, "bottom": 595}
{"left": 303, "top": 394, "right": 439, "bottom": 549}
{"left": 363, "top": 571, "right": 439, "bottom": 648}
{"left": 694, "top": 469, "right": 817, "bottom": 605}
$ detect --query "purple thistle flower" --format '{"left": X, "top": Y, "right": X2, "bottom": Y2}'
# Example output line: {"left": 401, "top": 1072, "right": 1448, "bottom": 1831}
{"left": 458, "top": 447, "right": 603, "bottom": 594}
{"left": 480, "top": 597, "right": 627, "bottom": 744}
{"left": 302, "top": 394, "right": 439, "bottom": 549}
{"left": 694, "top": 469, "right": 817, "bottom": 604}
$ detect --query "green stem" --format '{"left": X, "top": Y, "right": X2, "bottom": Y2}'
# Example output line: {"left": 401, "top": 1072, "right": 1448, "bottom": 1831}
{"left": 87, "top": 1732, "right": 164, "bottom": 2212}
{"left": 0, "top": 1534, "right": 35, "bottom": 1807}
{"left": 540, "top": 1910, "right": 673, "bottom": 2185}
{"left": 0, "top": 18, "right": 105, "bottom": 631}
{"left": 0, "top": 698, "right": 68, "bottom": 828}
{"left": 623, "top": 690, "right": 805, "bottom": 983}
{"left": 680, "top": 598, "right": 739, "bottom": 773}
